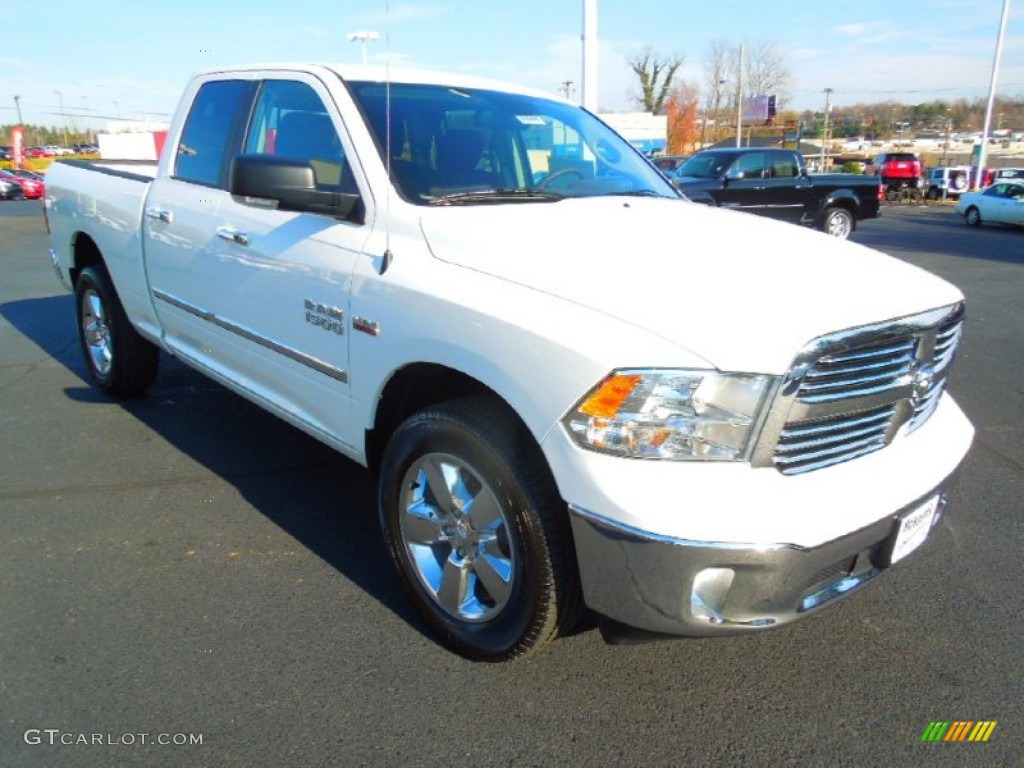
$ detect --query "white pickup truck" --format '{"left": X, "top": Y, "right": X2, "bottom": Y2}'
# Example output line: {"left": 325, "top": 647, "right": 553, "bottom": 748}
{"left": 46, "top": 64, "right": 974, "bottom": 660}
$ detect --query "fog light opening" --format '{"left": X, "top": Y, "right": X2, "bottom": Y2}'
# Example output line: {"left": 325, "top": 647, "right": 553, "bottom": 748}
{"left": 691, "top": 567, "right": 736, "bottom": 624}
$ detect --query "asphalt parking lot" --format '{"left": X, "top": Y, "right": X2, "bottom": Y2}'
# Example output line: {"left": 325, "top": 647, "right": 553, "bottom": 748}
{"left": 1, "top": 199, "right": 1021, "bottom": 767}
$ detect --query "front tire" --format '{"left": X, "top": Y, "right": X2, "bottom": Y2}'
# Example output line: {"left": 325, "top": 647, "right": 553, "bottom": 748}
{"left": 75, "top": 265, "right": 159, "bottom": 396}
{"left": 821, "top": 207, "right": 854, "bottom": 239}
{"left": 378, "top": 397, "right": 580, "bottom": 661}
{"left": 964, "top": 206, "right": 982, "bottom": 227}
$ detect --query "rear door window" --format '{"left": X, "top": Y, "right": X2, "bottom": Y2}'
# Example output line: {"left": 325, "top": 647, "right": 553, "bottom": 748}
{"left": 730, "top": 153, "right": 766, "bottom": 179}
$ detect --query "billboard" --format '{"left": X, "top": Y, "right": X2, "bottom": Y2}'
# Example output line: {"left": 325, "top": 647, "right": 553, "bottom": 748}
{"left": 742, "top": 95, "right": 777, "bottom": 124}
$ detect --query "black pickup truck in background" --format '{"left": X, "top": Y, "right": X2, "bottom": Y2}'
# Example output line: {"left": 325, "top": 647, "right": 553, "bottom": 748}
{"left": 669, "top": 147, "right": 883, "bottom": 239}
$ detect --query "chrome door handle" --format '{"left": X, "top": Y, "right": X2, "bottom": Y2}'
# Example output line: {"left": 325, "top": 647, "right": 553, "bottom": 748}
{"left": 216, "top": 227, "right": 250, "bottom": 246}
{"left": 145, "top": 207, "right": 173, "bottom": 223}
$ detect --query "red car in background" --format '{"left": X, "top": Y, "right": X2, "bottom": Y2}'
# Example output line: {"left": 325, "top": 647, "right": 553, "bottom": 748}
{"left": 0, "top": 169, "right": 45, "bottom": 199}
{"left": 872, "top": 152, "right": 924, "bottom": 200}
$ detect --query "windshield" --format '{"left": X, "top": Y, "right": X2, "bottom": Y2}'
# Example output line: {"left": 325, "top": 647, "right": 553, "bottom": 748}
{"left": 675, "top": 153, "right": 729, "bottom": 179}
{"left": 345, "top": 80, "right": 677, "bottom": 205}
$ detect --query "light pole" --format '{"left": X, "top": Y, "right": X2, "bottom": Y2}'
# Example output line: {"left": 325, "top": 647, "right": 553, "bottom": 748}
{"left": 735, "top": 43, "right": 744, "bottom": 148}
{"left": 582, "top": 0, "right": 598, "bottom": 113}
{"left": 54, "top": 90, "right": 68, "bottom": 148}
{"left": 13, "top": 94, "right": 23, "bottom": 125}
{"left": 347, "top": 31, "right": 379, "bottom": 65}
{"left": 976, "top": 0, "right": 1011, "bottom": 189}
{"left": 702, "top": 79, "right": 725, "bottom": 148}
{"left": 820, "top": 88, "right": 833, "bottom": 172}
{"left": 81, "top": 95, "right": 91, "bottom": 145}
{"left": 941, "top": 112, "right": 952, "bottom": 166}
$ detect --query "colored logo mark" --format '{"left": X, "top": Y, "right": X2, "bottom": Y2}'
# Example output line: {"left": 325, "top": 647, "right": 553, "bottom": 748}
{"left": 921, "top": 721, "right": 997, "bottom": 742}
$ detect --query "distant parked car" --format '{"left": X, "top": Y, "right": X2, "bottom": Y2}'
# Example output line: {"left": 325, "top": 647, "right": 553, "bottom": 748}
{"left": 0, "top": 176, "right": 26, "bottom": 200}
{"left": 925, "top": 166, "right": 971, "bottom": 200}
{"left": 0, "top": 169, "right": 44, "bottom": 199}
{"left": 955, "top": 182, "right": 1024, "bottom": 227}
{"left": 4, "top": 168, "right": 45, "bottom": 183}
{"left": 872, "top": 152, "right": 923, "bottom": 200}
{"left": 992, "top": 168, "right": 1024, "bottom": 182}
{"left": 650, "top": 154, "right": 689, "bottom": 174}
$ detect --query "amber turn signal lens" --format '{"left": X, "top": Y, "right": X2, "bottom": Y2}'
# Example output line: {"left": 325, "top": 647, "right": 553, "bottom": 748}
{"left": 578, "top": 374, "right": 642, "bottom": 418}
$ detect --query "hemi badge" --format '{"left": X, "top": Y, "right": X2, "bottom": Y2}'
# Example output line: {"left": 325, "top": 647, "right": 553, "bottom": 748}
{"left": 352, "top": 316, "right": 380, "bottom": 337}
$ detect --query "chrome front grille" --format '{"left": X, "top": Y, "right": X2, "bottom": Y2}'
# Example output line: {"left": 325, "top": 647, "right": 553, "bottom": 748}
{"left": 796, "top": 338, "right": 915, "bottom": 404}
{"left": 752, "top": 304, "right": 965, "bottom": 476}
{"left": 774, "top": 405, "right": 896, "bottom": 475}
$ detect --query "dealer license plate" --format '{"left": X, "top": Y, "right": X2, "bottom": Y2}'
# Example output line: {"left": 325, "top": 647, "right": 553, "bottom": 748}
{"left": 889, "top": 495, "right": 939, "bottom": 564}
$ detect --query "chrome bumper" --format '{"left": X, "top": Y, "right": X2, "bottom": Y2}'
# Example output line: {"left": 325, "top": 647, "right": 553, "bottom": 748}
{"left": 569, "top": 469, "right": 961, "bottom": 637}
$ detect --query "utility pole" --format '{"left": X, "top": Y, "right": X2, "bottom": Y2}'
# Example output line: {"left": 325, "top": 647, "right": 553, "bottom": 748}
{"left": 559, "top": 80, "right": 576, "bottom": 100}
{"left": 821, "top": 87, "right": 833, "bottom": 172}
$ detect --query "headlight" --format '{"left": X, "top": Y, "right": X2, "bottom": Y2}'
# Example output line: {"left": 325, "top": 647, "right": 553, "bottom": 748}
{"left": 562, "top": 369, "right": 775, "bottom": 461}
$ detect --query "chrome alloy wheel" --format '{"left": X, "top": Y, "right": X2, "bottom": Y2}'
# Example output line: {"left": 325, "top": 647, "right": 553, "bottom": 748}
{"left": 81, "top": 288, "right": 113, "bottom": 376}
{"left": 398, "top": 452, "right": 515, "bottom": 622}
{"left": 825, "top": 210, "right": 853, "bottom": 238}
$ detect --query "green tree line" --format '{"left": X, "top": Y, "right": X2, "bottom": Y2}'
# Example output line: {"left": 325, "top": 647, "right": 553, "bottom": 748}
{"left": 0, "top": 124, "right": 95, "bottom": 147}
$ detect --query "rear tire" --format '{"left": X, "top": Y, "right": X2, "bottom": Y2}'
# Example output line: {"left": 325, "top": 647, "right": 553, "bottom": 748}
{"left": 821, "top": 207, "right": 854, "bottom": 239}
{"left": 75, "top": 265, "right": 159, "bottom": 396}
{"left": 378, "top": 397, "right": 581, "bottom": 661}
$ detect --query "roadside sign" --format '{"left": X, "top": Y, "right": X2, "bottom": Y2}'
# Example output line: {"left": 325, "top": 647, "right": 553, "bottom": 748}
{"left": 12, "top": 126, "right": 24, "bottom": 169}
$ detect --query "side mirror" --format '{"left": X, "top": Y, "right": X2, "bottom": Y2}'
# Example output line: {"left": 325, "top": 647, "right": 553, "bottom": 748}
{"left": 229, "top": 154, "right": 362, "bottom": 222}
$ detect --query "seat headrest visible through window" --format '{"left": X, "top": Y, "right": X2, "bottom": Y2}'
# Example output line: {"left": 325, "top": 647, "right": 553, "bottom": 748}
{"left": 275, "top": 111, "right": 339, "bottom": 162}
{"left": 274, "top": 110, "right": 349, "bottom": 188}
{"left": 436, "top": 129, "right": 484, "bottom": 172}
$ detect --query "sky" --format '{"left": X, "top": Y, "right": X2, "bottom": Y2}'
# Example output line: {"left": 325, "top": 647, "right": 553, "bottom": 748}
{"left": 1, "top": 0, "right": 1022, "bottom": 132}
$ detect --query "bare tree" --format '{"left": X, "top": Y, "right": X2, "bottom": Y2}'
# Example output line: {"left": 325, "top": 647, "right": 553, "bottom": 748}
{"left": 744, "top": 41, "right": 792, "bottom": 107}
{"left": 702, "top": 39, "right": 733, "bottom": 143}
{"left": 702, "top": 39, "right": 792, "bottom": 143}
{"left": 629, "top": 48, "right": 684, "bottom": 115}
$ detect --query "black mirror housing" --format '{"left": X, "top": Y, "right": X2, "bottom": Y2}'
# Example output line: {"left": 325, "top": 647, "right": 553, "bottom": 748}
{"left": 229, "top": 154, "right": 362, "bottom": 222}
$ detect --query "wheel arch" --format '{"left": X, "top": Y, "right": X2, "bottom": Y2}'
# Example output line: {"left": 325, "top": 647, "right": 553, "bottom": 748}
{"left": 365, "top": 363, "right": 539, "bottom": 478}
{"left": 69, "top": 231, "right": 105, "bottom": 287}
{"left": 819, "top": 189, "right": 860, "bottom": 218}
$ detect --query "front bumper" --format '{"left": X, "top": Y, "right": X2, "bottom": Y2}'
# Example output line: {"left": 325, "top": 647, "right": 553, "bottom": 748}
{"left": 569, "top": 469, "right": 961, "bottom": 637}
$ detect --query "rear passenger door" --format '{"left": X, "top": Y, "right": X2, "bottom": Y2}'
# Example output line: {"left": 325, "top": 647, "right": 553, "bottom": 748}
{"left": 716, "top": 152, "right": 767, "bottom": 213}
{"left": 761, "top": 152, "right": 810, "bottom": 222}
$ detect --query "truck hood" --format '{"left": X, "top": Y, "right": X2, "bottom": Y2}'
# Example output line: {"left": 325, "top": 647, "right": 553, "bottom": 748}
{"left": 418, "top": 197, "right": 963, "bottom": 373}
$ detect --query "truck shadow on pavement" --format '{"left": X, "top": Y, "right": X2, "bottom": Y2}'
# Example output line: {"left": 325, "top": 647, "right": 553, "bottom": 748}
{"left": 2, "top": 294, "right": 438, "bottom": 646}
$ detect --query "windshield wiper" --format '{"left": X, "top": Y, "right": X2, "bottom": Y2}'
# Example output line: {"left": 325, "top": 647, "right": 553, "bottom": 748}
{"left": 427, "top": 188, "right": 565, "bottom": 206}
{"left": 604, "top": 189, "right": 666, "bottom": 198}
